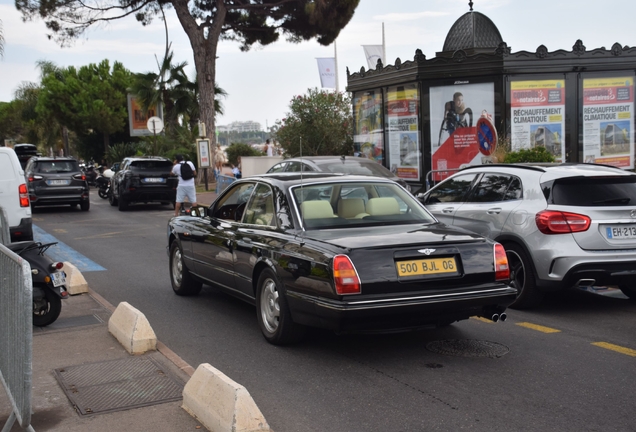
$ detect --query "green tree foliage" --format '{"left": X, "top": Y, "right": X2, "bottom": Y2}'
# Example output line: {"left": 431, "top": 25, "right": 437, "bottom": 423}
{"left": 225, "top": 143, "right": 264, "bottom": 166}
{"left": 37, "top": 59, "right": 132, "bottom": 154}
{"left": 15, "top": 0, "right": 361, "bottom": 156}
{"left": 503, "top": 146, "right": 556, "bottom": 163}
{"left": 273, "top": 88, "right": 353, "bottom": 157}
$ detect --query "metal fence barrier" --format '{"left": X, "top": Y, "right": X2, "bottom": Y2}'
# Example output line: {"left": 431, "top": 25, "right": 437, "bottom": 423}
{"left": 216, "top": 174, "right": 236, "bottom": 195}
{"left": 0, "top": 207, "right": 10, "bottom": 246}
{"left": 425, "top": 168, "right": 462, "bottom": 191}
{"left": 0, "top": 206, "right": 35, "bottom": 431}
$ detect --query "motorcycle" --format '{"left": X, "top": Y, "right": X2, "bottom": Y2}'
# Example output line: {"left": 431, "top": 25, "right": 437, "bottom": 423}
{"left": 6, "top": 241, "right": 69, "bottom": 326}
{"left": 82, "top": 161, "right": 98, "bottom": 187}
{"left": 95, "top": 168, "right": 113, "bottom": 199}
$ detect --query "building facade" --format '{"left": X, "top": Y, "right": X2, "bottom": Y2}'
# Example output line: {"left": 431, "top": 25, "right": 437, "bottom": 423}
{"left": 347, "top": 5, "right": 636, "bottom": 190}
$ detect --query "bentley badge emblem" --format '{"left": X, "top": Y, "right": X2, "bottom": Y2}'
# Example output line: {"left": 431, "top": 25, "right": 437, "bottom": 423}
{"left": 418, "top": 248, "right": 435, "bottom": 255}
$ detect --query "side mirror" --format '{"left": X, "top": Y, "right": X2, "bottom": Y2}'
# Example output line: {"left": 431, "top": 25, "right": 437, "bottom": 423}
{"left": 190, "top": 206, "right": 207, "bottom": 218}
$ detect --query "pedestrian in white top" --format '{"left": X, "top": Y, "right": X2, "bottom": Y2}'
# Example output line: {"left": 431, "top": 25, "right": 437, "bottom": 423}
{"left": 171, "top": 154, "right": 197, "bottom": 217}
{"left": 265, "top": 139, "right": 274, "bottom": 157}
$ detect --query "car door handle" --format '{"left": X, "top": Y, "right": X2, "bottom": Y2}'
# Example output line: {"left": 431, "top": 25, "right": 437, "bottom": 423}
{"left": 487, "top": 208, "right": 502, "bottom": 215}
{"left": 442, "top": 207, "right": 455, "bottom": 214}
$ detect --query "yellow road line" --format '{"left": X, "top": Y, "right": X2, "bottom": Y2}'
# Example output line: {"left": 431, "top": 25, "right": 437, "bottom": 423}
{"left": 516, "top": 322, "right": 561, "bottom": 333}
{"left": 592, "top": 342, "right": 636, "bottom": 357}
{"left": 471, "top": 316, "right": 494, "bottom": 324}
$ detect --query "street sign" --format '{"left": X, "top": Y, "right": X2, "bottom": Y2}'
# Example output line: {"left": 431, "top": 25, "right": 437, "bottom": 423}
{"left": 476, "top": 116, "right": 497, "bottom": 156}
{"left": 147, "top": 116, "right": 164, "bottom": 135}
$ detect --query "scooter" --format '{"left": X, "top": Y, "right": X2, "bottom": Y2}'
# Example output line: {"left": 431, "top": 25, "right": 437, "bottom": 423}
{"left": 95, "top": 167, "right": 113, "bottom": 199}
{"left": 6, "top": 241, "right": 69, "bottom": 326}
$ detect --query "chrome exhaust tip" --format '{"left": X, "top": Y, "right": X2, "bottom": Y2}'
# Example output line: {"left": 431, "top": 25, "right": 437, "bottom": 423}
{"left": 499, "top": 313, "right": 507, "bottom": 322}
{"left": 576, "top": 279, "right": 596, "bottom": 287}
{"left": 491, "top": 314, "right": 499, "bottom": 323}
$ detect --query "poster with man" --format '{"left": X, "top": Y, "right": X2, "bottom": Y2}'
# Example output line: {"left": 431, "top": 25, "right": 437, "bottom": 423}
{"left": 510, "top": 80, "right": 565, "bottom": 162}
{"left": 429, "top": 83, "right": 495, "bottom": 174}
{"left": 353, "top": 90, "right": 384, "bottom": 162}
{"left": 582, "top": 77, "right": 634, "bottom": 168}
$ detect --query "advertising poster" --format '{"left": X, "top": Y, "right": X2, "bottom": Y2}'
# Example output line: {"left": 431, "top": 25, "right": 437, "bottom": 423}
{"left": 353, "top": 90, "right": 384, "bottom": 163}
{"left": 510, "top": 80, "right": 565, "bottom": 162}
{"left": 386, "top": 85, "right": 420, "bottom": 180}
{"left": 582, "top": 77, "right": 634, "bottom": 168}
{"left": 430, "top": 83, "right": 495, "bottom": 175}
{"left": 197, "top": 139, "right": 211, "bottom": 168}
{"left": 127, "top": 94, "right": 162, "bottom": 137}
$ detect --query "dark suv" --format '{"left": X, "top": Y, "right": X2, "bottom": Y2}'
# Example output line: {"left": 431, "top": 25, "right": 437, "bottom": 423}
{"left": 109, "top": 156, "right": 177, "bottom": 211}
{"left": 25, "top": 157, "right": 90, "bottom": 211}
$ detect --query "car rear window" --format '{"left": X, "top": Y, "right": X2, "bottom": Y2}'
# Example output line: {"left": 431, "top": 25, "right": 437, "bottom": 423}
{"left": 129, "top": 160, "right": 173, "bottom": 170}
{"left": 549, "top": 176, "right": 636, "bottom": 206}
{"left": 315, "top": 159, "right": 393, "bottom": 178}
{"left": 35, "top": 161, "right": 79, "bottom": 173}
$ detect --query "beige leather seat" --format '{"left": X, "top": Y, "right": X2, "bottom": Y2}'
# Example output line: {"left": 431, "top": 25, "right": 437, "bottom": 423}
{"left": 366, "top": 197, "right": 401, "bottom": 216}
{"left": 300, "top": 200, "right": 336, "bottom": 219}
{"left": 337, "top": 198, "right": 367, "bottom": 219}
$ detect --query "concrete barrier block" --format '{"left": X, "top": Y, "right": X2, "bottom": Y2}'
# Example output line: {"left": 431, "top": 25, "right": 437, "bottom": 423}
{"left": 183, "top": 363, "right": 270, "bottom": 432}
{"left": 108, "top": 302, "right": 157, "bottom": 354}
{"left": 62, "top": 261, "right": 88, "bottom": 295}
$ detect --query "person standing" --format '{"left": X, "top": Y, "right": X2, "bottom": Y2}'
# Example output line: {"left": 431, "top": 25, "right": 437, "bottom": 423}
{"left": 172, "top": 154, "right": 197, "bottom": 217}
{"left": 265, "top": 139, "right": 274, "bottom": 157}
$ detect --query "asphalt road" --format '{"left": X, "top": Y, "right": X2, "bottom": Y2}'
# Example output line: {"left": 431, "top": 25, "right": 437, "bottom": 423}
{"left": 32, "top": 191, "right": 636, "bottom": 432}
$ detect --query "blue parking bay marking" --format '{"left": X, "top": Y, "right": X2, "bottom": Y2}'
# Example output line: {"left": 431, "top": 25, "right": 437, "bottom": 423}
{"left": 33, "top": 225, "right": 106, "bottom": 272}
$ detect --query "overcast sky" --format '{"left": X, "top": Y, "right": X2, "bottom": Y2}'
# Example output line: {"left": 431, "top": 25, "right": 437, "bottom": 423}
{"left": 1, "top": 0, "right": 635, "bottom": 130}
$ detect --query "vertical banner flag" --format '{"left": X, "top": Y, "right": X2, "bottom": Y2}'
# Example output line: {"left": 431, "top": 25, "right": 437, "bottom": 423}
{"left": 362, "top": 45, "right": 384, "bottom": 69}
{"left": 316, "top": 58, "right": 336, "bottom": 89}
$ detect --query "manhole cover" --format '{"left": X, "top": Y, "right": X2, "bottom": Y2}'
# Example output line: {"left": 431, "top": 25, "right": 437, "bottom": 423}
{"left": 55, "top": 356, "right": 183, "bottom": 415}
{"left": 426, "top": 339, "right": 509, "bottom": 358}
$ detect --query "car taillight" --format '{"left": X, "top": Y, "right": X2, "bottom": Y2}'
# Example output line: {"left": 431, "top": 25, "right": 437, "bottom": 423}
{"left": 535, "top": 210, "right": 591, "bottom": 234}
{"left": 28, "top": 175, "right": 43, "bottom": 182}
{"left": 333, "top": 255, "right": 361, "bottom": 295}
{"left": 73, "top": 173, "right": 86, "bottom": 181}
{"left": 18, "top": 184, "right": 30, "bottom": 207}
{"left": 494, "top": 243, "right": 509, "bottom": 281}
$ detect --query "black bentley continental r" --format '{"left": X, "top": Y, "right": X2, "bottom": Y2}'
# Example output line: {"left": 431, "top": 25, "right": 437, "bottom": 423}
{"left": 167, "top": 173, "right": 517, "bottom": 345}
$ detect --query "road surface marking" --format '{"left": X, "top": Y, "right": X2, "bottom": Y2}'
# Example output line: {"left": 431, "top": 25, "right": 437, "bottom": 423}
{"left": 33, "top": 225, "right": 106, "bottom": 272}
{"left": 592, "top": 342, "right": 636, "bottom": 357}
{"left": 516, "top": 322, "right": 561, "bottom": 333}
{"left": 471, "top": 317, "right": 494, "bottom": 324}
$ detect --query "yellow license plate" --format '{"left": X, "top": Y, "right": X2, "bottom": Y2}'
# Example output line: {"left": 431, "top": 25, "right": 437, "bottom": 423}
{"left": 396, "top": 257, "right": 458, "bottom": 277}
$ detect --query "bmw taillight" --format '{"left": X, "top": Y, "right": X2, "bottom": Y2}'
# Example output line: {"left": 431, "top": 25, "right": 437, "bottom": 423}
{"left": 18, "top": 184, "right": 30, "bottom": 207}
{"left": 536, "top": 210, "right": 591, "bottom": 234}
{"left": 333, "top": 255, "right": 361, "bottom": 295}
{"left": 494, "top": 243, "right": 509, "bottom": 281}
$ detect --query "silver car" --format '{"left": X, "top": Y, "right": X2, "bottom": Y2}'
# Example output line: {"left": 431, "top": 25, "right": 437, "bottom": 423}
{"left": 420, "top": 163, "right": 636, "bottom": 308}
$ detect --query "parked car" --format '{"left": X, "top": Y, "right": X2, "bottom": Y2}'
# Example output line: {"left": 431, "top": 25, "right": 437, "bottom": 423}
{"left": 13, "top": 143, "right": 39, "bottom": 169}
{"left": 419, "top": 163, "right": 636, "bottom": 308}
{"left": 109, "top": 156, "right": 177, "bottom": 211}
{"left": 167, "top": 173, "right": 516, "bottom": 345}
{"left": 266, "top": 156, "right": 413, "bottom": 192}
{"left": 0, "top": 147, "right": 33, "bottom": 241}
{"left": 25, "top": 156, "right": 90, "bottom": 211}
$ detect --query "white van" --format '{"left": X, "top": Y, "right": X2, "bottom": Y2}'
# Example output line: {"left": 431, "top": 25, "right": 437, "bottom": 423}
{"left": 0, "top": 147, "right": 33, "bottom": 242}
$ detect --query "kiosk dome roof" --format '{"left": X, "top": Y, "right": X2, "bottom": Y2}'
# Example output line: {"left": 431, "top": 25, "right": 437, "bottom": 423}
{"left": 442, "top": 9, "right": 503, "bottom": 52}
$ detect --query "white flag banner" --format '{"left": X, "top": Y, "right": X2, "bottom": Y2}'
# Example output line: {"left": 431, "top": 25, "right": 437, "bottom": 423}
{"left": 316, "top": 58, "right": 336, "bottom": 89}
{"left": 362, "top": 45, "right": 383, "bottom": 69}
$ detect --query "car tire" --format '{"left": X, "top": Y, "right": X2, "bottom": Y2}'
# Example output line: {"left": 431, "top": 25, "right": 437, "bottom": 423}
{"left": 118, "top": 189, "right": 128, "bottom": 211}
{"left": 505, "top": 243, "right": 544, "bottom": 309}
{"left": 80, "top": 201, "right": 90, "bottom": 211}
{"left": 256, "top": 268, "right": 306, "bottom": 345}
{"left": 109, "top": 189, "right": 118, "bottom": 206}
{"left": 169, "top": 241, "right": 202, "bottom": 296}
{"left": 618, "top": 284, "right": 636, "bottom": 300}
